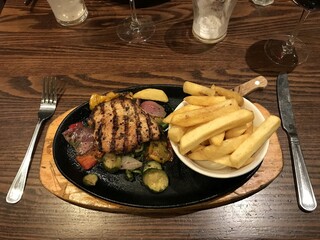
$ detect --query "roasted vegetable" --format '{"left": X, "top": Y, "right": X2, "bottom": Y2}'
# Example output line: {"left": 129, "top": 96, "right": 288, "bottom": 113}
{"left": 125, "top": 170, "right": 135, "bottom": 182}
{"left": 142, "top": 169, "right": 169, "bottom": 193}
{"left": 62, "top": 122, "right": 94, "bottom": 155}
{"left": 83, "top": 173, "right": 98, "bottom": 186}
{"left": 89, "top": 92, "right": 119, "bottom": 110}
{"left": 76, "top": 154, "right": 98, "bottom": 170}
{"left": 133, "top": 88, "right": 169, "bottom": 102}
{"left": 143, "top": 160, "right": 162, "bottom": 173}
{"left": 146, "top": 140, "right": 172, "bottom": 164}
{"left": 140, "top": 101, "right": 167, "bottom": 118}
{"left": 102, "top": 153, "right": 122, "bottom": 173}
{"left": 120, "top": 156, "right": 143, "bottom": 170}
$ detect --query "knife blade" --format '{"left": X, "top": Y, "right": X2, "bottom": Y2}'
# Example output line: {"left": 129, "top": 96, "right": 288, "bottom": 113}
{"left": 277, "top": 73, "right": 317, "bottom": 212}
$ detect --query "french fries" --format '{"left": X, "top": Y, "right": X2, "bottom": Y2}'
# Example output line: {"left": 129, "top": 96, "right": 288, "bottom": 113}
{"left": 184, "top": 96, "right": 226, "bottom": 106}
{"left": 230, "top": 115, "right": 281, "bottom": 168}
{"left": 168, "top": 80, "right": 281, "bottom": 170}
{"left": 213, "top": 85, "right": 244, "bottom": 106}
{"left": 163, "top": 104, "right": 201, "bottom": 123}
{"left": 225, "top": 122, "right": 252, "bottom": 139}
{"left": 170, "top": 100, "right": 239, "bottom": 127}
{"left": 179, "top": 109, "right": 254, "bottom": 154}
{"left": 168, "top": 125, "right": 186, "bottom": 143}
{"left": 188, "top": 134, "right": 249, "bottom": 161}
{"left": 209, "top": 132, "right": 225, "bottom": 146}
{"left": 183, "top": 81, "right": 216, "bottom": 96}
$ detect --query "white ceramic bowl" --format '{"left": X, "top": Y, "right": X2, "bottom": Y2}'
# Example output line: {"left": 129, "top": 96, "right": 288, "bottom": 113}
{"left": 170, "top": 98, "right": 269, "bottom": 178}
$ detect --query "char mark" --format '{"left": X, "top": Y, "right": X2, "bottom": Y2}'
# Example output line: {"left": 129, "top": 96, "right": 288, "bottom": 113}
{"left": 120, "top": 99, "right": 129, "bottom": 153}
{"left": 133, "top": 101, "right": 142, "bottom": 145}
{"left": 145, "top": 113, "right": 153, "bottom": 139}
{"left": 97, "top": 123, "right": 103, "bottom": 152}
{"left": 110, "top": 99, "right": 118, "bottom": 153}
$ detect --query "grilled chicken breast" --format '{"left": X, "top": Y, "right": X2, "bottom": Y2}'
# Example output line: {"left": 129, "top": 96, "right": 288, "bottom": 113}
{"left": 90, "top": 97, "right": 161, "bottom": 154}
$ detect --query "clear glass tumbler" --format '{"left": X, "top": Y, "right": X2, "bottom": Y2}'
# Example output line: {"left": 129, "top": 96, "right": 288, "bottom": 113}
{"left": 252, "top": 0, "right": 274, "bottom": 7}
{"left": 192, "top": 0, "right": 237, "bottom": 44}
{"left": 46, "top": 0, "right": 88, "bottom": 26}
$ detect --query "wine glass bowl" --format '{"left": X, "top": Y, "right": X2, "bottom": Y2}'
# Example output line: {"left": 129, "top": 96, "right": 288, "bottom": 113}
{"left": 117, "top": 0, "right": 155, "bottom": 43}
{"left": 264, "top": 0, "right": 319, "bottom": 67}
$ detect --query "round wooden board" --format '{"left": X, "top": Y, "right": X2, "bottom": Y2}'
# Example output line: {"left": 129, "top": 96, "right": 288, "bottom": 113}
{"left": 40, "top": 103, "right": 283, "bottom": 215}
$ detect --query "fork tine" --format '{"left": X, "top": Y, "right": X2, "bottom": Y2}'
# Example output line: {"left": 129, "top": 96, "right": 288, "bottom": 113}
{"left": 42, "top": 77, "right": 47, "bottom": 103}
{"left": 48, "top": 78, "right": 53, "bottom": 104}
{"left": 52, "top": 77, "right": 57, "bottom": 104}
{"left": 42, "top": 77, "right": 56, "bottom": 104}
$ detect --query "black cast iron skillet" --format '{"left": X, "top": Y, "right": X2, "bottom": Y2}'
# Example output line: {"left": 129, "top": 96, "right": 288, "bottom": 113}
{"left": 53, "top": 85, "right": 259, "bottom": 209}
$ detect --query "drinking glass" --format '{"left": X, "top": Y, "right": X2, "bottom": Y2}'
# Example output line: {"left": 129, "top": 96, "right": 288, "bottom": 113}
{"left": 46, "top": 0, "right": 88, "bottom": 26}
{"left": 117, "top": 0, "right": 155, "bottom": 43}
{"left": 192, "top": 0, "right": 237, "bottom": 44}
{"left": 264, "top": 0, "right": 319, "bottom": 67}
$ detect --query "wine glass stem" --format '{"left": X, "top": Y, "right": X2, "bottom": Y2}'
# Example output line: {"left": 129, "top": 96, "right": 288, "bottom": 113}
{"left": 284, "top": 9, "right": 310, "bottom": 54}
{"left": 129, "top": 0, "right": 139, "bottom": 26}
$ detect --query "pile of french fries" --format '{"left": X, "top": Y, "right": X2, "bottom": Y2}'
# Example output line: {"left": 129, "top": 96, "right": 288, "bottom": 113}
{"left": 164, "top": 81, "right": 281, "bottom": 169}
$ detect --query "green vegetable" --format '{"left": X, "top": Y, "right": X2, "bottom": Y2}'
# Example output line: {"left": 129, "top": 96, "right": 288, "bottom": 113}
{"left": 159, "top": 121, "right": 169, "bottom": 130}
{"left": 83, "top": 173, "right": 98, "bottom": 186}
{"left": 102, "top": 153, "right": 122, "bottom": 173}
{"left": 142, "top": 169, "right": 169, "bottom": 193}
{"left": 133, "top": 144, "right": 146, "bottom": 159}
{"left": 125, "top": 170, "right": 134, "bottom": 182}
{"left": 143, "top": 160, "right": 162, "bottom": 173}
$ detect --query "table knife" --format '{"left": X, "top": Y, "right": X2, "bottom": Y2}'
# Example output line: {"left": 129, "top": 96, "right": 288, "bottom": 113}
{"left": 277, "top": 73, "right": 317, "bottom": 212}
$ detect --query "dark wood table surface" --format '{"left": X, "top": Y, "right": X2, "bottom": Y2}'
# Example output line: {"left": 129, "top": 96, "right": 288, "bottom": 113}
{"left": 1, "top": 0, "right": 319, "bottom": 239}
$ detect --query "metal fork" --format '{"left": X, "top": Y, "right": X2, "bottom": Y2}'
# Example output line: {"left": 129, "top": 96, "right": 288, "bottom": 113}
{"left": 6, "top": 77, "right": 57, "bottom": 204}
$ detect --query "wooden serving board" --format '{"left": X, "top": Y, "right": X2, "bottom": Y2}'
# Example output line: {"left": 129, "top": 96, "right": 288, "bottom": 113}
{"left": 40, "top": 104, "right": 283, "bottom": 215}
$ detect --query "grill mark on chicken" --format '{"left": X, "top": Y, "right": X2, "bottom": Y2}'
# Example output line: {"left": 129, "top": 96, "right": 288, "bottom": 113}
{"left": 122, "top": 100, "right": 129, "bottom": 152}
{"left": 110, "top": 99, "right": 118, "bottom": 153}
{"left": 113, "top": 101, "right": 128, "bottom": 152}
{"left": 94, "top": 101, "right": 114, "bottom": 153}
{"left": 97, "top": 124, "right": 103, "bottom": 151}
{"left": 132, "top": 102, "right": 142, "bottom": 144}
{"left": 137, "top": 109, "right": 149, "bottom": 143}
{"left": 91, "top": 97, "right": 161, "bottom": 154}
{"left": 119, "top": 100, "right": 127, "bottom": 152}
{"left": 124, "top": 99, "right": 138, "bottom": 152}
{"left": 145, "top": 114, "right": 153, "bottom": 140}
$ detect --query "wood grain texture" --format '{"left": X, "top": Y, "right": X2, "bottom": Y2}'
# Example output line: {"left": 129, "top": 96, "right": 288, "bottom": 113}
{"left": 1, "top": 0, "right": 320, "bottom": 239}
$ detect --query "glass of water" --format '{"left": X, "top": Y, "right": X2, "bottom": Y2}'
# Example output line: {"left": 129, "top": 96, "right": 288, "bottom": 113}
{"left": 46, "top": 0, "right": 88, "bottom": 26}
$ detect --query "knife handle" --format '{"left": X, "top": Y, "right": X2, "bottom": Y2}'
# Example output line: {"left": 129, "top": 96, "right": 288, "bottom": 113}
{"left": 289, "top": 135, "right": 317, "bottom": 212}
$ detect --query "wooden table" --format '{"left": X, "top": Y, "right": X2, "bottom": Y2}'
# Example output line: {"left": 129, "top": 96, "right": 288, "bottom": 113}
{"left": 1, "top": 0, "right": 319, "bottom": 239}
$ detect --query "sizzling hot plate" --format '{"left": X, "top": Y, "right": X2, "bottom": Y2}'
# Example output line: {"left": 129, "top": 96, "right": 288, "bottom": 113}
{"left": 53, "top": 85, "right": 259, "bottom": 209}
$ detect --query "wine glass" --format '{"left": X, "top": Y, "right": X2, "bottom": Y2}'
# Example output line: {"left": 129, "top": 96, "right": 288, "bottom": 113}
{"left": 117, "top": 0, "right": 155, "bottom": 43}
{"left": 264, "top": 0, "right": 320, "bottom": 67}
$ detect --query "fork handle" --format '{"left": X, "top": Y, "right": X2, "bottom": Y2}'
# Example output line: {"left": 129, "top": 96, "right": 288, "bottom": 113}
{"left": 6, "top": 119, "right": 44, "bottom": 204}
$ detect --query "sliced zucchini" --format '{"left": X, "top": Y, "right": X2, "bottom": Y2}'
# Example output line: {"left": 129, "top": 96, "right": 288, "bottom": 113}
{"left": 134, "top": 144, "right": 145, "bottom": 154}
{"left": 142, "top": 169, "right": 169, "bottom": 193}
{"left": 102, "top": 153, "right": 122, "bottom": 173}
{"left": 143, "top": 160, "right": 162, "bottom": 173}
{"left": 83, "top": 173, "right": 98, "bottom": 186}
